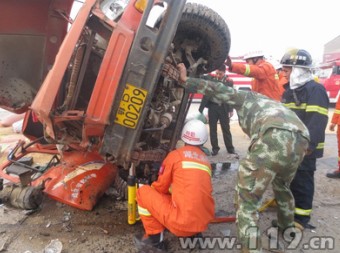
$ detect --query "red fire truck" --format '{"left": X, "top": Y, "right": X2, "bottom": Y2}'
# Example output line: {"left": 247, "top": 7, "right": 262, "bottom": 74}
{"left": 318, "top": 35, "right": 340, "bottom": 103}
{"left": 319, "top": 60, "right": 340, "bottom": 103}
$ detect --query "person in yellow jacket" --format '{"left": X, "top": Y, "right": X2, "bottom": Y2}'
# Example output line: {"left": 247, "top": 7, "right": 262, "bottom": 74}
{"left": 226, "top": 50, "right": 281, "bottom": 101}
{"left": 135, "top": 119, "right": 215, "bottom": 250}
{"left": 326, "top": 96, "right": 340, "bottom": 178}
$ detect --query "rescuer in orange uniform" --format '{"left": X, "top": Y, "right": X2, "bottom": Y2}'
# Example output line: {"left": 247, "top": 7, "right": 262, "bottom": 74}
{"left": 326, "top": 96, "right": 340, "bottom": 178}
{"left": 226, "top": 50, "right": 281, "bottom": 101}
{"left": 270, "top": 60, "right": 289, "bottom": 97}
{"left": 277, "top": 66, "right": 289, "bottom": 96}
{"left": 135, "top": 119, "right": 215, "bottom": 250}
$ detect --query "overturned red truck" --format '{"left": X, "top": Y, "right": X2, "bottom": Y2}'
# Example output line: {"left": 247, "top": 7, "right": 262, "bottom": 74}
{"left": 0, "top": 0, "right": 231, "bottom": 210}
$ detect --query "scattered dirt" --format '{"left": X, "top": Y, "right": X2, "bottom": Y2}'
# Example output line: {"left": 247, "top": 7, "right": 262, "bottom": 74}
{"left": 1, "top": 106, "right": 340, "bottom": 253}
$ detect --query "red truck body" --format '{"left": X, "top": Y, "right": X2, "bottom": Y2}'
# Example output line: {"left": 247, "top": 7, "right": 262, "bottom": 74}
{"left": 318, "top": 35, "right": 340, "bottom": 103}
{"left": 0, "top": 0, "right": 231, "bottom": 210}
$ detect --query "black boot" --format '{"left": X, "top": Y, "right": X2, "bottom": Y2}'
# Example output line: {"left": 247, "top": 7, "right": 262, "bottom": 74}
{"left": 326, "top": 170, "right": 340, "bottom": 178}
{"left": 134, "top": 231, "right": 167, "bottom": 252}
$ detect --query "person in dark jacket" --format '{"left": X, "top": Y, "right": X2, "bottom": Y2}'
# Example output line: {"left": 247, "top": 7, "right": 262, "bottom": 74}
{"left": 280, "top": 48, "right": 329, "bottom": 230}
{"left": 199, "top": 64, "right": 235, "bottom": 156}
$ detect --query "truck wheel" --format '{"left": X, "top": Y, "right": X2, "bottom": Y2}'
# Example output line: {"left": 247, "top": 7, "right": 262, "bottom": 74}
{"left": 173, "top": 3, "right": 231, "bottom": 75}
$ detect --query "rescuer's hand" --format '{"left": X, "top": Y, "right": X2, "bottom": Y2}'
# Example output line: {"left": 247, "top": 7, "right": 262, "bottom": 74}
{"left": 329, "top": 123, "right": 336, "bottom": 131}
{"left": 306, "top": 148, "right": 313, "bottom": 156}
{"left": 177, "top": 63, "right": 187, "bottom": 84}
{"left": 225, "top": 56, "right": 232, "bottom": 70}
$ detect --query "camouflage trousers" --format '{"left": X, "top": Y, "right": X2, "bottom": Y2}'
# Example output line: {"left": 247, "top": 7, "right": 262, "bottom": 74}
{"left": 235, "top": 128, "right": 309, "bottom": 252}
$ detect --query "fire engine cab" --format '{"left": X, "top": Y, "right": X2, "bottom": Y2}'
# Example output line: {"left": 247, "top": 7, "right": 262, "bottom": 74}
{"left": 318, "top": 35, "right": 340, "bottom": 103}
{"left": 318, "top": 60, "right": 340, "bottom": 103}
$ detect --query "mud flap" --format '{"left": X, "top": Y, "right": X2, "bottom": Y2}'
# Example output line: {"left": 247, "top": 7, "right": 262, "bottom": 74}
{"left": 33, "top": 151, "right": 117, "bottom": 211}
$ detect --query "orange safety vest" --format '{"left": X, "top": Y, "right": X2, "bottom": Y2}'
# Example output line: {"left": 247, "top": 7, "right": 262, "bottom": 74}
{"left": 151, "top": 145, "right": 215, "bottom": 232}
{"left": 231, "top": 59, "right": 281, "bottom": 101}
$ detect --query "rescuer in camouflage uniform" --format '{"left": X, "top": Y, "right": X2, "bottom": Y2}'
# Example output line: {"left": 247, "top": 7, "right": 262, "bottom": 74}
{"left": 177, "top": 63, "right": 310, "bottom": 253}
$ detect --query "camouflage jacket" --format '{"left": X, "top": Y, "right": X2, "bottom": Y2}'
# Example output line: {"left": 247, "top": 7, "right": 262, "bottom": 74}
{"left": 185, "top": 77, "right": 310, "bottom": 142}
{"left": 199, "top": 74, "right": 234, "bottom": 113}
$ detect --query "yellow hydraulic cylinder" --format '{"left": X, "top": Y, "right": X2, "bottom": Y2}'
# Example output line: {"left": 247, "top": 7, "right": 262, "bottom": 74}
{"left": 127, "top": 164, "right": 137, "bottom": 225}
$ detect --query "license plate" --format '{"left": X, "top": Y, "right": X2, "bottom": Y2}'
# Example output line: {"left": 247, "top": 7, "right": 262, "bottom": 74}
{"left": 115, "top": 84, "right": 148, "bottom": 129}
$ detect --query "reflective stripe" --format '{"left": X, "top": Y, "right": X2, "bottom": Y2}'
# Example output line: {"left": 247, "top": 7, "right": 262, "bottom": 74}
{"left": 284, "top": 103, "right": 328, "bottom": 116}
{"left": 295, "top": 207, "right": 312, "bottom": 216}
{"left": 338, "top": 156, "right": 340, "bottom": 162}
{"left": 306, "top": 105, "right": 328, "bottom": 116}
{"left": 316, "top": 142, "right": 324, "bottom": 150}
{"left": 334, "top": 109, "right": 340, "bottom": 114}
{"left": 181, "top": 161, "right": 211, "bottom": 176}
{"left": 138, "top": 205, "right": 151, "bottom": 216}
{"left": 284, "top": 103, "right": 307, "bottom": 110}
{"left": 244, "top": 64, "right": 251, "bottom": 76}
{"left": 274, "top": 73, "right": 279, "bottom": 80}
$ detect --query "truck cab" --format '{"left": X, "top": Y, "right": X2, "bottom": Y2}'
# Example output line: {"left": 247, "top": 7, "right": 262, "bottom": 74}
{"left": 319, "top": 60, "right": 340, "bottom": 103}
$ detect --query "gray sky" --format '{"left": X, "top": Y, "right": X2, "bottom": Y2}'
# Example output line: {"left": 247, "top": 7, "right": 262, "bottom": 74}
{"left": 189, "top": 0, "right": 340, "bottom": 63}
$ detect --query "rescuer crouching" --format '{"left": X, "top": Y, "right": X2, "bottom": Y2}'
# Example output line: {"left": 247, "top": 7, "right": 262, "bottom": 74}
{"left": 135, "top": 119, "right": 215, "bottom": 251}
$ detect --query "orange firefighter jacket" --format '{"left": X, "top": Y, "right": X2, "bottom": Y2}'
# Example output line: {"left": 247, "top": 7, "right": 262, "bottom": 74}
{"left": 231, "top": 59, "right": 281, "bottom": 101}
{"left": 277, "top": 70, "right": 288, "bottom": 97}
{"left": 331, "top": 96, "right": 340, "bottom": 125}
{"left": 151, "top": 145, "right": 215, "bottom": 233}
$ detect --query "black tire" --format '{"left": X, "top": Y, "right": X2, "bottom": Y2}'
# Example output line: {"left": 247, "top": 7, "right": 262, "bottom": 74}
{"left": 173, "top": 2, "right": 231, "bottom": 75}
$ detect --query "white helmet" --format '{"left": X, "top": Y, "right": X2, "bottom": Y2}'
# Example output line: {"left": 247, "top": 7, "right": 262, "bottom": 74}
{"left": 181, "top": 119, "right": 208, "bottom": 145}
{"left": 269, "top": 60, "right": 282, "bottom": 70}
{"left": 273, "top": 63, "right": 282, "bottom": 70}
{"left": 243, "top": 50, "right": 264, "bottom": 60}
